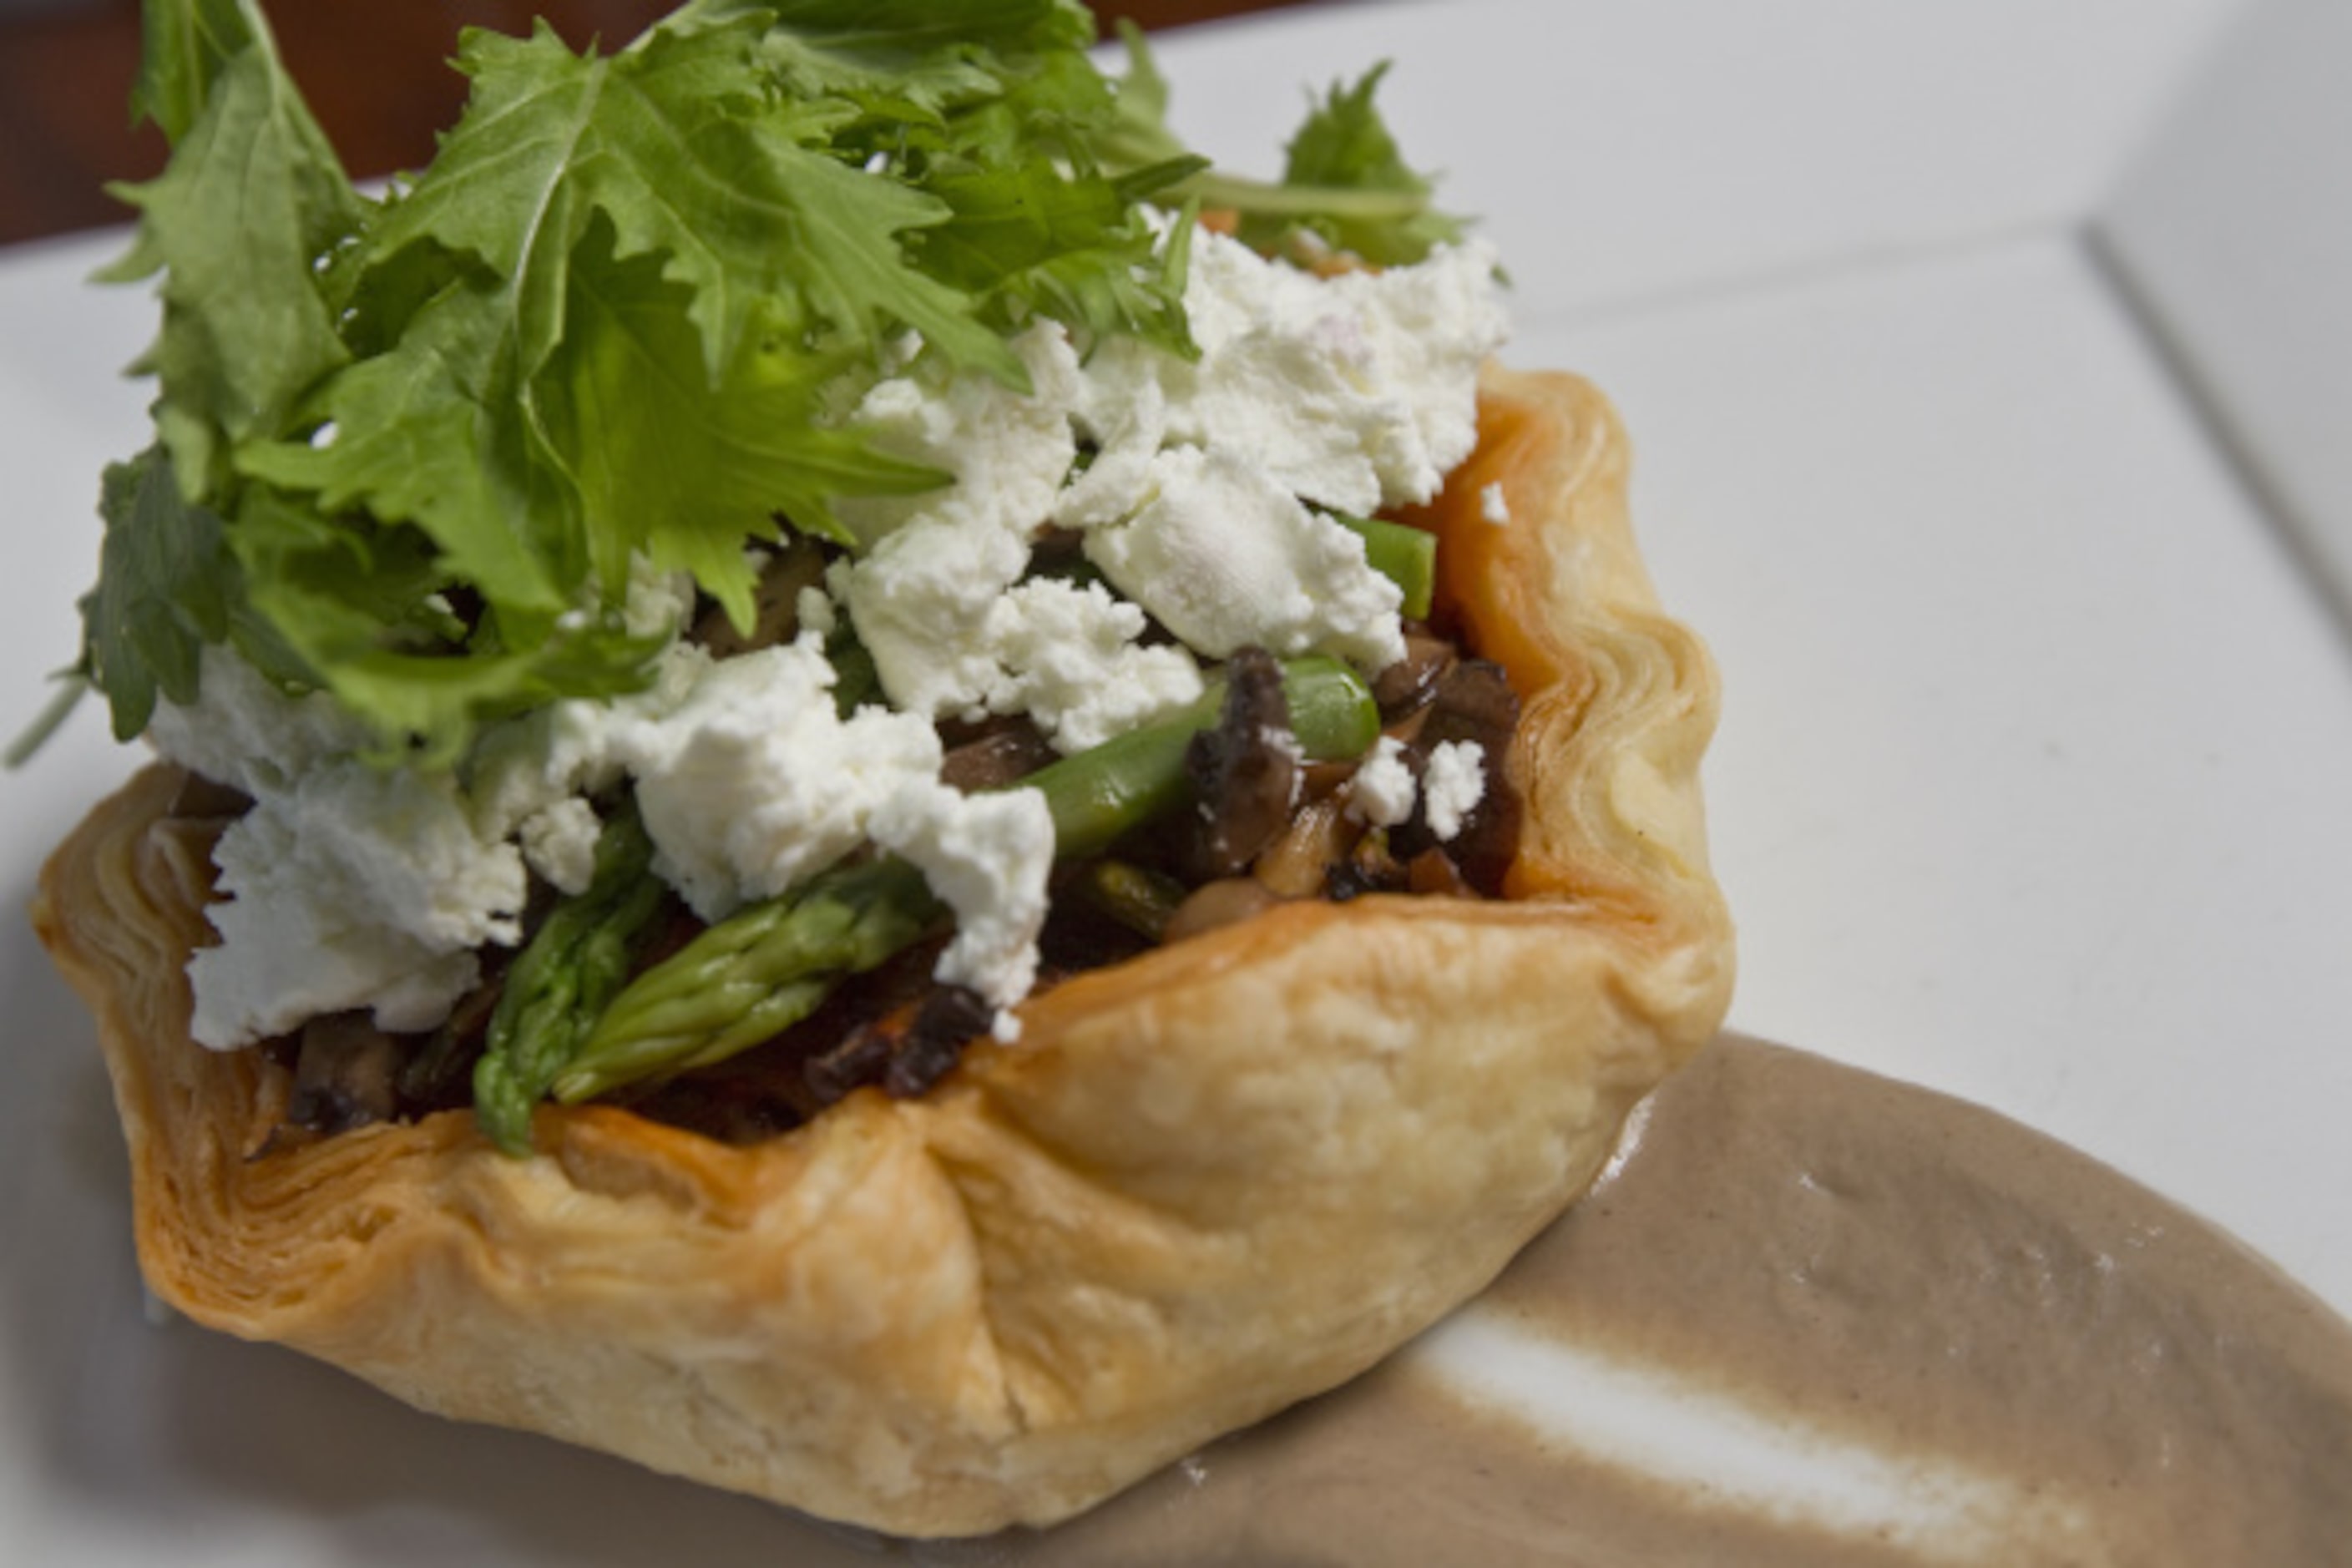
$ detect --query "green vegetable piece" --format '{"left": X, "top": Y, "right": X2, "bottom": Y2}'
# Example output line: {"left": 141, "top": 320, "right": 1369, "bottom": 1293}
{"left": 1242, "top": 62, "right": 1466, "bottom": 266}
{"left": 1103, "top": 25, "right": 1466, "bottom": 266}
{"left": 1032, "top": 655, "right": 1378, "bottom": 860}
{"left": 104, "top": 0, "right": 366, "bottom": 505}
{"left": 1075, "top": 859, "right": 1186, "bottom": 942}
{"left": 75, "top": 448, "right": 236, "bottom": 741}
{"left": 1333, "top": 512, "right": 1437, "bottom": 620}
{"left": 130, "top": 0, "right": 263, "bottom": 144}
{"left": 554, "top": 855, "right": 940, "bottom": 1105}
{"left": 824, "top": 621, "right": 883, "bottom": 718}
{"left": 472, "top": 802, "right": 668, "bottom": 1154}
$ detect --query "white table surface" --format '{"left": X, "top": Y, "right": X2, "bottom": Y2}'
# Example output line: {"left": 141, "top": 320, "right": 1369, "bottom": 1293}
{"left": 4, "top": 1, "right": 2347, "bottom": 1562}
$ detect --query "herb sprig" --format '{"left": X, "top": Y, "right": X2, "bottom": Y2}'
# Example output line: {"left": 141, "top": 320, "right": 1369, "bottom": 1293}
{"left": 51, "top": 0, "right": 1462, "bottom": 765}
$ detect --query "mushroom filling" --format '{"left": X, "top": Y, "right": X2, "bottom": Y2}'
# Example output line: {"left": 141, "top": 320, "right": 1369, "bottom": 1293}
{"left": 220, "top": 532, "right": 1523, "bottom": 1153}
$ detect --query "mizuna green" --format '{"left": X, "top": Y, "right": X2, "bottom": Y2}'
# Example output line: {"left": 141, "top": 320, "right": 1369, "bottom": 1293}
{"left": 52, "top": 0, "right": 1460, "bottom": 767}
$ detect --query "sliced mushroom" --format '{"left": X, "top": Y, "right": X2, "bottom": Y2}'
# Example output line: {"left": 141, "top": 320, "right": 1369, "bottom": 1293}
{"left": 1252, "top": 795, "right": 1356, "bottom": 899}
{"left": 1394, "top": 658, "right": 1525, "bottom": 894}
{"left": 804, "top": 1023, "right": 896, "bottom": 1109}
{"left": 941, "top": 719, "right": 1059, "bottom": 793}
{"left": 1405, "top": 846, "right": 1476, "bottom": 898}
{"left": 1184, "top": 645, "right": 1299, "bottom": 879}
{"left": 395, "top": 974, "right": 501, "bottom": 1114}
{"left": 1162, "top": 876, "right": 1283, "bottom": 943}
{"left": 883, "top": 985, "right": 997, "bottom": 1099}
{"left": 286, "top": 1013, "right": 403, "bottom": 1136}
{"left": 1370, "top": 630, "right": 1456, "bottom": 721}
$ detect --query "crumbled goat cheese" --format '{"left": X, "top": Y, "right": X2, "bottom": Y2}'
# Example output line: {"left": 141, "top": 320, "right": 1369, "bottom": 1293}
{"left": 835, "top": 324, "right": 1085, "bottom": 721}
{"left": 841, "top": 230, "right": 1508, "bottom": 719}
{"left": 610, "top": 639, "right": 943, "bottom": 922}
{"left": 833, "top": 323, "right": 1084, "bottom": 553}
{"left": 981, "top": 576, "right": 1204, "bottom": 753}
{"left": 465, "top": 638, "right": 706, "bottom": 852}
{"left": 1116, "top": 232, "right": 1507, "bottom": 518}
{"left": 1480, "top": 481, "right": 1511, "bottom": 526}
{"left": 795, "top": 583, "right": 838, "bottom": 639}
{"left": 1423, "top": 740, "right": 1488, "bottom": 842}
{"left": 187, "top": 756, "right": 524, "bottom": 1048}
{"left": 146, "top": 645, "right": 372, "bottom": 798}
{"left": 1348, "top": 735, "right": 1419, "bottom": 828}
{"left": 869, "top": 779, "right": 1055, "bottom": 1011}
{"left": 839, "top": 516, "right": 1033, "bottom": 722}
{"left": 515, "top": 797, "right": 604, "bottom": 896}
{"left": 1082, "top": 444, "right": 1404, "bottom": 670}
{"left": 150, "top": 648, "right": 523, "bottom": 1047}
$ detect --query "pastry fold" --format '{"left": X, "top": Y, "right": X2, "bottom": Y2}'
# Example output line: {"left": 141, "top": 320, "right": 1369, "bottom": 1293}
{"left": 33, "top": 366, "right": 1733, "bottom": 1536}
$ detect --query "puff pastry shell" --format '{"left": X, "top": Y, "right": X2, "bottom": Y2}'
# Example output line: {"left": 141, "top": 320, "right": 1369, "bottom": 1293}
{"left": 33, "top": 366, "right": 1733, "bottom": 1536}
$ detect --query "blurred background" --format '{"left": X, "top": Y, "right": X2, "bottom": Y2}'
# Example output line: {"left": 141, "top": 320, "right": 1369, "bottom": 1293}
{"left": 0, "top": 0, "right": 1318, "bottom": 248}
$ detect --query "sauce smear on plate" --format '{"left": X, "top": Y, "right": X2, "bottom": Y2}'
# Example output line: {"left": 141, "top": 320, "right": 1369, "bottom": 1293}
{"left": 936, "top": 1034, "right": 2352, "bottom": 1565}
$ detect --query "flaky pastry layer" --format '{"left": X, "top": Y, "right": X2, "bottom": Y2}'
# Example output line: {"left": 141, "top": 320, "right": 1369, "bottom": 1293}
{"left": 33, "top": 366, "right": 1733, "bottom": 1536}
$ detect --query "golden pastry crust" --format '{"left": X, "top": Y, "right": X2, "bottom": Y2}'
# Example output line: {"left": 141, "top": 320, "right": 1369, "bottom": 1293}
{"left": 32, "top": 366, "right": 1732, "bottom": 1536}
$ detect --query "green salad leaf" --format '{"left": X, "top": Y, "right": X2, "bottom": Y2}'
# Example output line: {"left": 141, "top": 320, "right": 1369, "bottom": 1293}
{"left": 39, "top": 0, "right": 1461, "bottom": 768}
{"left": 1237, "top": 63, "right": 1464, "bottom": 266}
{"left": 101, "top": 0, "right": 365, "bottom": 506}
{"left": 1100, "top": 23, "right": 1466, "bottom": 267}
{"left": 79, "top": 448, "right": 240, "bottom": 740}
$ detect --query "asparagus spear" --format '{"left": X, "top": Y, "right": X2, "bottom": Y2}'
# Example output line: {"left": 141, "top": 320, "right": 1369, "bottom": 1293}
{"left": 488, "top": 655, "right": 1377, "bottom": 1138}
{"left": 471, "top": 800, "right": 667, "bottom": 1155}
{"left": 549, "top": 855, "right": 938, "bottom": 1106}
{"left": 1333, "top": 512, "right": 1438, "bottom": 620}
{"left": 1034, "top": 654, "right": 1376, "bottom": 857}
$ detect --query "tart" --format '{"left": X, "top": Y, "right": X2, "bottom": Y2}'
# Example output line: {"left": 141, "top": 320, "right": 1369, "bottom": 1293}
{"left": 34, "top": 364, "right": 1731, "bottom": 1535}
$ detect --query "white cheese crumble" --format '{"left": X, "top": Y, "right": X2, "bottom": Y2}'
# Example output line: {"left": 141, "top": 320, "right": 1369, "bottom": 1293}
{"left": 1082, "top": 444, "right": 1404, "bottom": 670}
{"left": 794, "top": 583, "right": 838, "bottom": 639}
{"left": 609, "top": 640, "right": 943, "bottom": 922}
{"left": 151, "top": 646, "right": 524, "bottom": 1048}
{"left": 838, "top": 230, "right": 1508, "bottom": 721}
{"left": 185, "top": 755, "right": 523, "bottom": 1049}
{"left": 1347, "top": 735, "right": 1419, "bottom": 828}
{"left": 833, "top": 324, "right": 1089, "bottom": 723}
{"left": 463, "top": 638, "right": 706, "bottom": 873}
{"left": 869, "top": 779, "right": 1054, "bottom": 1010}
{"left": 1423, "top": 740, "right": 1489, "bottom": 842}
{"left": 982, "top": 576, "right": 1205, "bottom": 753}
{"left": 1479, "top": 481, "right": 1511, "bottom": 526}
{"left": 1137, "top": 232, "right": 1507, "bottom": 517}
{"left": 515, "top": 797, "right": 604, "bottom": 897}
{"left": 145, "top": 645, "right": 372, "bottom": 799}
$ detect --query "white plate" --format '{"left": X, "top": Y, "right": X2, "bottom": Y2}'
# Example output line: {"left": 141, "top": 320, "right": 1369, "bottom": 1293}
{"left": 4, "top": 1, "right": 2349, "bottom": 1562}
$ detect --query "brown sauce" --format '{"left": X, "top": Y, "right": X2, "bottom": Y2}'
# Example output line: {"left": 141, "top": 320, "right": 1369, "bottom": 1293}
{"left": 925, "top": 1034, "right": 2352, "bottom": 1565}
